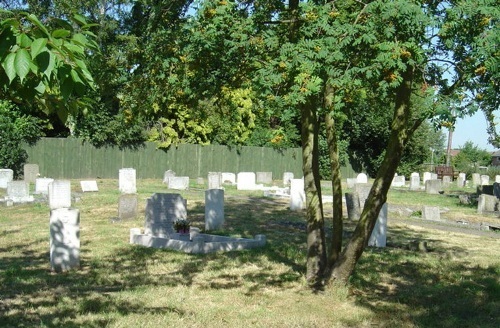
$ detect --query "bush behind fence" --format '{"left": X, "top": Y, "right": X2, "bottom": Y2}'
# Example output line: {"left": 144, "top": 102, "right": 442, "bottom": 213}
{"left": 25, "top": 138, "right": 356, "bottom": 180}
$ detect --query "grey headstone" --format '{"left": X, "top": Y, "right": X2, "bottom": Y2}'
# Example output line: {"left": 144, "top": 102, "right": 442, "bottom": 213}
{"left": 237, "top": 172, "right": 256, "bottom": 190}
{"left": 80, "top": 180, "right": 98, "bottom": 192}
{"left": 48, "top": 180, "right": 71, "bottom": 210}
{"left": 282, "top": 172, "right": 294, "bottom": 187}
{"left": 163, "top": 170, "right": 176, "bottom": 184}
{"left": 477, "top": 194, "right": 498, "bottom": 213}
{"left": 472, "top": 173, "right": 481, "bottom": 186}
{"left": 355, "top": 183, "right": 371, "bottom": 207}
{"left": 23, "top": 164, "right": 39, "bottom": 183}
{"left": 208, "top": 172, "right": 222, "bottom": 189}
{"left": 422, "top": 206, "right": 440, "bottom": 221}
{"left": 7, "top": 181, "right": 33, "bottom": 202}
{"left": 35, "top": 178, "right": 54, "bottom": 194}
{"left": 144, "top": 193, "right": 187, "bottom": 237}
{"left": 50, "top": 208, "right": 80, "bottom": 272}
{"left": 119, "top": 168, "right": 136, "bottom": 194}
{"left": 425, "top": 179, "right": 442, "bottom": 194}
{"left": 168, "top": 176, "right": 190, "bottom": 190}
{"left": 457, "top": 173, "right": 466, "bottom": 187}
{"left": 409, "top": 173, "right": 420, "bottom": 190}
{"left": 290, "top": 178, "right": 305, "bottom": 211}
{"left": 0, "top": 169, "right": 14, "bottom": 189}
{"left": 256, "top": 172, "right": 273, "bottom": 184}
{"left": 345, "top": 192, "right": 360, "bottom": 220}
{"left": 442, "top": 176, "right": 452, "bottom": 187}
{"left": 205, "top": 189, "right": 225, "bottom": 230}
{"left": 118, "top": 194, "right": 138, "bottom": 220}
{"left": 368, "top": 203, "right": 387, "bottom": 248}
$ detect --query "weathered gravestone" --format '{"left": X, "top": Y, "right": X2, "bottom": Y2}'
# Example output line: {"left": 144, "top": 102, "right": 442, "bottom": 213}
{"left": 356, "top": 173, "right": 368, "bottom": 184}
{"left": 290, "top": 178, "right": 305, "bottom": 211}
{"left": 457, "top": 172, "right": 466, "bottom": 187}
{"left": 282, "top": 172, "right": 294, "bottom": 187}
{"left": 163, "top": 170, "right": 176, "bottom": 184}
{"left": 422, "top": 206, "right": 440, "bottom": 221}
{"left": 35, "top": 177, "right": 54, "bottom": 194}
{"left": 423, "top": 172, "right": 432, "bottom": 185}
{"left": 409, "top": 172, "right": 420, "bottom": 190}
{"left": 50, "top": 208, "right": 80, "bottom": 272}
{"left": 48, "top": 180, "right": 71, "bottom": 210}
{"left": 481, "top": 175, "right": 490, "bottom": 186}
{"left": 425, "top": 179, "right": 442, "bottom": 195}
{"left": 208, "top": 172, "right": 222, "bottom": 189}
{"left": 23, "top": 164, "right": 39, "bottom": 183}
{"left": 119, "top": 168, "right": 137, "bottom": 194}
{"left": 346, "top": 178, "right": 357, "bottom": 189}
{"left": 221, "top": 172, "right": 236, "bottom": 185}
{"left": 7, "top": 181, "right": 33, "bottom": 203}
{"left": 472, "top": 173, "right": 481, "bottom": 186}
{"left": 442, "top": 176, "right": 452, "bottom": 188}
{"left": 237, "top": 172, "right": 256, "bottom": 190}
{"left": 205, "top": 189, "right": 224, "bottom": 230}
{"left": 0, "top": 169, "right": 13, "bottom": 189}
{"left": 118, "top": 194, "right": 138, "bottom": 220}
{"left": 392, "top": 175, "right": 405, "bottom": 187}
{"left": 256, "top": 172, "right": 273, "bottom": 184}
{"left": 345, "top": 192, "right": 360, "bottom": 220}
{"left": 477, "top": 194, "right": 499, "bottom": 214}
{"left": 355, "top": 183, "right": 372, "bottom": 208}
{"left": 80, "top": 180, "right": 99, "bottom": 192}
{"left": 144, "top": 193, "right": 187, "bottom": 237}
{"left": 368, "top": 203, "right": 387, "bottom": 248}
{"left": 168, "top": 177, "right": 190, "bottom": 190}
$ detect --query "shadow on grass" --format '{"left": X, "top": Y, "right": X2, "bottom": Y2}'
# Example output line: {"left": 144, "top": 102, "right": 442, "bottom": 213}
{"left": 351, "top": 225, "right": 500, "bottom": 328}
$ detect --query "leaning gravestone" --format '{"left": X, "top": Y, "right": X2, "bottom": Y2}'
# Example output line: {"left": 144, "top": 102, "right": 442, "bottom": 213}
{"left": 118, "top": 194, "right": 138, "bottom": 220}
{"left": 205, "top": 189, "right": 224, "bottom": 230}
{"left": 163, "top": 170, "right": 176, "bottom": 184}
{"left": 290, "top": 178, "right": 305, "bottom": 211}
{"left": 144, "top": 193, "right": 187, "bottom": 237}
{"left": 256, "top": 172, "right": 273, "bottom": 184}
{"left": 409, "top": 172, "right": 420, "bottom": 190}
{"left": 208, "top": 172, "right": 222, "bottom": 189}
{"left": 80, "top": 180, "right": 98, "bottom": 192}
{"left": 0, "top": 169, "right": 14, "bottom": 189}
{"left": 345, "top": 192, "right": 360, "bottom": 220}
{"left": 119, "top": 168, "right": 137, "bottom": 194}
{"left": 50, "top": 207, "right": 80, "bottom": 272}
{"left": 168, "top": 176, "right": 190, "bottom": 190}
{"left": 7, "top": 181, "right": 33, "bottom": 203}
{"left": 23, "top": 164, "right": 39, "bottom": 183}
{"left": 368, "top": 203, "right": 387, "bottom": 248}
{"left": 48, "top": 180, "right": 72, "bottom": 210}
{"left": 35, "top": 177, "right": 54, "bottom": 194}
{"left": 356, "top": 173, "right": 368, "bottom": 184}
{"left": 425, "top": 179, "right": 442, "bottom": 195}
{"left": 237, "top": 172, "right": 256, "bottom": 190}
{"left": 282, "top": 172, "right": 294, "bottom": 187}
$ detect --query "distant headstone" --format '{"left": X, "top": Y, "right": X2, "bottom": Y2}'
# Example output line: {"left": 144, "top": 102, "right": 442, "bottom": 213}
{"left": 208, "top": 172, "right": 222, "bottom": 189}
{"left": 256, "top": 172, "right": 273, "bottom": 184}
{"left": 431, "top": 173, "right": 438, "bottom": 180}
{"left": 392, "top": 175, "right": 405, "bottom": 187}
{"left": 356, "top": 173, "right": 368, "bottom": 184}
{"left": 23, "top": 164, "right": 39, "bottom": 183}
{"left": 355, "top": 183, "right": 371, "bottom": 207}
{"left": 0, "top": 169, "right": 14, "bottom": 189}
{"left": 472, "top": 173, "right": 481, "bottom": 186}
{"left": 425, "top": 179, "right": 442, "bottom": 195}
{"left": 346, "top": 178, "right": 357, "bottom": 189}
{"left": 35, "top": 178, "right": 54, "bottom": 194}
{"left": 144, "top": 193, "right": 187, "bottom": 237}
{"left": 237, "top": 172, "right": 256, "bottom": 190}
{"left": 221, "top": 172, "right": 236, "bottom": 185}
{"left": 119, "top": 168, "right": 137, "bottom": 194}
{"left": 50, "top": 208, "right": 80, "bottom": 272}
{"left": 423, "top": 172, "right": 432, "bottom": 184}
{"left": 118, "top": 194, "right": 138, "bottom": 220}
{"left": 368, "top": 203, "right": 387, "bottom": 248}
{"left": 422, "top": 206, "right": 440, "bottom": 221}
{"left": 197, "top": 177, "right": 205, "bottom": 185}
{"left": 290, "top": 179, "right": 305, "bottom": 211}
{"left": 282, "top": 172, "right": 294, "bottom": 187}
{"left": 7, "top": 181, "right": 33, "bottom": 202}
{"left": 205, "top": 189, "right": 224, "bottom": 230}
{"left": 163, "top": 170, "right": 176, "bottom": 184}
{"left": 80, "top": 180, "right": 98, "bottom": 192}
{"left": 480, "top": 175, "right": 490, "bottom": 186}
{"left": 48, "top": 180, "right": 72, "bottom": 210}
{"left": 168, "top": 176, "right": 190, "bottom": 190}
{"left": 477, "top": 194, "right": 499, "bottom": 213}
{"left": 496, "top": 175, "right": 500, "bottom": 184}
{"left": 345, "top": 192, "right": 360, "bottom": 220}
{"left": 442, "top": 176, "right": 452, "bottom": 187}
{"left": 457, "top": 173, "right": 466, "bottom": 187}
{"left": 409, "top": 172, "right": 420, "bottom": 190}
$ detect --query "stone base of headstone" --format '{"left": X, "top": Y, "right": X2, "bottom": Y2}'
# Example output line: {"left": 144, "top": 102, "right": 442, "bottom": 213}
{"left": 118, "top": 194, "right": 138, "bottom": 220}
{"left": 205, "top": 189, "right": 224, "bottom": 230}
{"left": 368, "top": 203, "right": 387, "bottom": 247}
{"left": 50, "top": 208, "right": 80, "bottom": 272}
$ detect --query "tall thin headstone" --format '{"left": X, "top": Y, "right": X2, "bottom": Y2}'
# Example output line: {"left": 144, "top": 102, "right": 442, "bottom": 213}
{"left": 368, "top": 203, "right": 387, "bottom": 248}
{"left": 23, "top": 164, "right": 39, "bottom": 183}
{"left": 118, "top": 194, "right": 138, "bottom": 220}
{"left": 409, "top": 172, "right": 420, "bottom": 190}
{"left": 50, "top": 208, "right": 80, "bottom": 272}
{"left": 472, "top": 173, "right": 481, "bottom": 186}
{"left": 345, "top": 192, "right": 360, "bottom": 220}
{"left": 0, "top": 169, "right": 13, "bottom": 188}
{"left": 290, "top": 178, "right": 305, "bottom": 210}
{"left": 423, "top": 172, "right": 432, "bottom": 185}
{"left": 457, "top": 173, "right": 466, "bottom": 187}
{"left": 205, "top": 189, "right": 224, "bottom": 230}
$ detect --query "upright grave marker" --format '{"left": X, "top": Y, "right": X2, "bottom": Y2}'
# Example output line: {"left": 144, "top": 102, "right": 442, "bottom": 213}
{"left": 208, "top": 172, "right": 222, "bottom": 189}
{"left": 23, "top": 164, "right": 39, "bottom": 183}
{"left": 205, "top": 189, "right": 224, "bottom": 230}
{"left": 119, "top": 168, "right": 137, "bottom": 194}
{"left": 368, "top": 203, "right": 387, "bottom": 248}
{"left": 256, "top": 172, "right": 273, "bottom": 184}
{"left": 409, "top": 172, "right": 420, "bottom": 190}
{"left": 7, "top": 181, "right": 33, "bottom": 203}
{"left": 0, "top": 169, "right": 13, "bottom": 189}
{"left": 237, "top": 172, "right": 256, "bottom": 190}
{"left": 144, "top": 193, "right": 187, "bottom": 237}
{"left": 35, "top": 178, "right": 54, "bottom": 194}
{"left": 282, "top": 172, "right": 294, "bottom": 187}
{"left": 290, "top": 178, "right": 305, "bottom": 210}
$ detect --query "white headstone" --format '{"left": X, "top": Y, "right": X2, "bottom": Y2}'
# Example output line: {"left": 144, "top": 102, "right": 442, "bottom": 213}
{"left": 48, "top": 180, "right": 72, "bottom": 210}
{"left": 119, "top": 168, "right": 137, "bottom": 194}
{"left": 168, "top": 176, "right": 190, "bottom": 190}
{"left": 422, "top": 206, "right": 440, "bottom": 221}
{"left": 346, "top": 178, "right": 357, "bottom": 189}
{"left": 423, "top": 172, "right": 432, "bottom": 184}
{"left": 80, "top": 180, "right": 99, "bottom": 192}
{"left": 282, "top": 172, "right": 294, "bottom": 187}
{"left": 256, "top": 172, "right": 273, "bottom": 184}
{"left": 425, "top": 179, "right": 442, "bottom": 195}
{"left": 237, "top": 172, "right": 256, "bottom": 190}
{"left": 290, "top": 178, "right": 305, "bottom": 211}
{"left": 0, "top": 169, "right": 14, "bottom": 188}
{"left": 480, "top": 175, "right": 490, "bottom": 186}
{"left": 7, "top": 181, "right": 33, "bottom": 202}
{"left": 442, "top": 176, "right": 452, "bottom": 187}
{"left": 392, "top": 175, "right": 405, "bottom": 187}
{"left": 496, "top": 175, "right": 500, "bottom": 184}
{"left": 457, "top": 173, "right": 466, "bottom": 187}
{"left": 208, "top": 172, "right": 222, "bottom": 189}
{"left": 472, "top": 173, "right": 481, "bottom": 186}
{"left": 23, "top": 164, "right": 39, "bottom": 183}
{"left": 409, "top": 172, "right": 420, "bottom": 190}
{"left": 205, "top": 189, "right": 225, "bottom": 230}
{"left": 35, "top": 177, "right": 54, "bottom": 194}
{"left": 163, "top": 170, "right": 176, "bottom": 184}
{"left": 368, "top": 203, "right": 387, "bottom": 247}
{"left": 356, "top": 173, "right": 368, "bottom": 184}
{"left": 221, "top": 172, "right": 236, "bottom": 185}
{"left": 50, "top": 208, "right": 80, "bottom": 272}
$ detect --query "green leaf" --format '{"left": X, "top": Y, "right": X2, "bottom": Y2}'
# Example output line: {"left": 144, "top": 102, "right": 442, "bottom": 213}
{"left": 2, "top": 52, "right": 16, "bottom": 83}
{"left": 72, "top": 14, "right": 88, "bottom": 26}
{"left": 60, "top": 78, "right": 73, "bottom": 100}
{"left": 36, "top": 51, "right": 55, "bottom": 79}
{"left": 34, "top": 80, "right": 46, "bottom": 94}
{"left": 18, "top": 33, "right": 32, "bottom": 48}
{"left": 30, "top": 38, "right": 47, "bottom": 59}
{"left": 52, "top": 29, "right": 71, "bottom": 39}
{"left": 1, "top": 18, "right": 20, "bottom": 28}
{"left": 26, "top": 14, "right": 50, "bottom": 37}
{"left": 14, "top": 49, "right": 32, "bottom": 83}
{"left": 0, "top": 28, "right": 15, "bottom": 56}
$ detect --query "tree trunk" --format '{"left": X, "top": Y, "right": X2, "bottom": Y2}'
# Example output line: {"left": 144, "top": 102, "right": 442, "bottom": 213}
{"left": 330, "top": 68, "right": 416, "bottom": 283}
{"left": 301, "top": 102, "right": 327, "bottom": 290}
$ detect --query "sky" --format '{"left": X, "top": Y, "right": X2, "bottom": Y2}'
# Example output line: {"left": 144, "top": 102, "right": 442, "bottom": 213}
{"left": 449, "top": 111, "right": 497, "bottom": 152}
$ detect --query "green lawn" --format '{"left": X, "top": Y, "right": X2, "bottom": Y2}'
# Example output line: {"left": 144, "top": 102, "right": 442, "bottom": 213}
{"left": 0, "top": 179, "right": 498, "bottom": 327}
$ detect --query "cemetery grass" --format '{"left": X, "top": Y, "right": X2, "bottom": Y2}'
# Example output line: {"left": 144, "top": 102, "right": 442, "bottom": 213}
{"left": 0, "top": 180, "right": 498, "bottom": 327}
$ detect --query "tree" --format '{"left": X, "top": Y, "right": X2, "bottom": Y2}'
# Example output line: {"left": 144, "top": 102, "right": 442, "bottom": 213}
{"left": 453, "top": 141, "right": 492, "bottom": 174}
